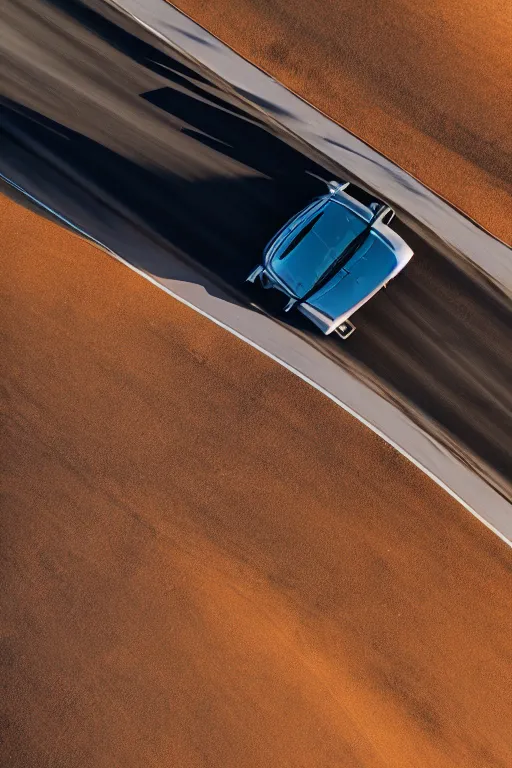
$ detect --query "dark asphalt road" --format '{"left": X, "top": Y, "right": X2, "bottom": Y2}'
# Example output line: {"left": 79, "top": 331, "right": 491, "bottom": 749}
{"left": 1, "top": 0, "right": 511, "bottom": 494}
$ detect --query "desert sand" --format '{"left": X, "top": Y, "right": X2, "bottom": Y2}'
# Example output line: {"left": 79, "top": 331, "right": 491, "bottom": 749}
{"left": 1, "top": 193, "right": 511, "bottom": 766}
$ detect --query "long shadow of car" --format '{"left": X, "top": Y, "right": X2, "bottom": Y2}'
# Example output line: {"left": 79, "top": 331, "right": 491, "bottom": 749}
{"left": 0, "top": 96, "right": 328, "bottom": 286}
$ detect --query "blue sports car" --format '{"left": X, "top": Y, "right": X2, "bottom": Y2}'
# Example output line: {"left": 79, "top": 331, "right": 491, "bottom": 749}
{"left": 247, "top": 181, "right": 413, "bottom": 339}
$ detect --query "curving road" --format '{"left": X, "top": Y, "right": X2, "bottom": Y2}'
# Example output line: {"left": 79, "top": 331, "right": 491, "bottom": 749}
{"left": 173, "top": 0, "right": 512, "bottom": 243}
{"left": 2, "top": 192, "right": 512, "bottom": 768}
{"left": 0, "top": 0, "right": 511, "bottom": 498}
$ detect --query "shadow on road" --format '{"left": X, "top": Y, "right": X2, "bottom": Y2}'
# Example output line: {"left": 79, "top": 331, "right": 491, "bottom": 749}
{"left": 0, "top": 96, "right": 326, "bottom": 286}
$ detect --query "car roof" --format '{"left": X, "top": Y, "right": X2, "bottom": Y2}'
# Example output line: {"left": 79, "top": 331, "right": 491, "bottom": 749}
{"left": 266, "top": 190, "right": 413, "bottom": 322}
{"left": 267, "top": 197, "right": 368, "bottom": 298}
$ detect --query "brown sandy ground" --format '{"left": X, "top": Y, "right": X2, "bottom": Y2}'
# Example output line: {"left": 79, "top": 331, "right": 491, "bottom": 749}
{"left": 173, "top": 0, "right": 512, "bottom": 244}
{"left": 1, "top": 193, "right": 511, "bottom": 768}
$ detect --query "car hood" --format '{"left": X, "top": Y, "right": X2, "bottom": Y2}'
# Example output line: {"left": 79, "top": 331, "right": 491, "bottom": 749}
{"left": 299, "top": 232, "right": 409, "bottom": 332}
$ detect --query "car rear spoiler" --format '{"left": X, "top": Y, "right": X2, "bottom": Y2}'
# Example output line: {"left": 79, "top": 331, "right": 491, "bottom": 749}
{"left": 305, "top": 172, "right": 350, "bottom": 196}
{"left": 306, "top": 173, "right": 396, "bottom": 225}
{"left": 327, "top": 180, "right": 350, "bottom": 194}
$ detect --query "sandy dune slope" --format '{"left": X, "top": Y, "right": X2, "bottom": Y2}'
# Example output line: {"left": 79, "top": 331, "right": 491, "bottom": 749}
{"left": 1, "top": 194, "right": 511, "bottom": 767}
{"left": 1, "top": 0, "right": 511, "bottom": 500}
{"left": 174, "top": 0, "right": 512, "bottom": 243}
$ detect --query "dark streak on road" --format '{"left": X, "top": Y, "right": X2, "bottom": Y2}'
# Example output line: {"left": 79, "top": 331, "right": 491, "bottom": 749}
{"left": 1, "top": 0, "right": 511, "bottom": 493}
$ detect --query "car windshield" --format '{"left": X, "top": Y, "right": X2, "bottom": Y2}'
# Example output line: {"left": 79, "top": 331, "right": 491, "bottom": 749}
{"left": 270, "top": 201, "right": 367, "bottom": 298}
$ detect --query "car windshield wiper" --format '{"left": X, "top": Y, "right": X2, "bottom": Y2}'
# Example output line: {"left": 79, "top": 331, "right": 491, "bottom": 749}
{"left": 297, "top": 203, "right": 390, "bottom": 302}
{"left": 277, "top": 212, "right": 324, "bottom": 260}
{"left": 298, "top": 224, "right": 372, "bottom": 301}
